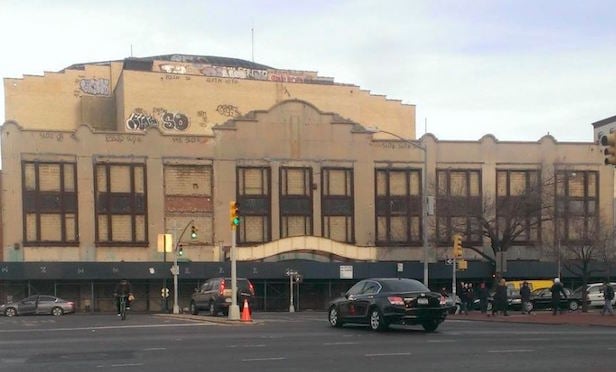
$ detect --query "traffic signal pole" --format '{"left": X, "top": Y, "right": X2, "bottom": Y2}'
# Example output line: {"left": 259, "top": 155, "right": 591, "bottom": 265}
{"left": 228, "top": 201, "right": 240, "bottom": 320}
{"left": 171, "top": 219, "right": 195, "bottom": 314}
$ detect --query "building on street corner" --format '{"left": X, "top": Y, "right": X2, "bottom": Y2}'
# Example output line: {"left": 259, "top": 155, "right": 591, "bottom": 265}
{"left": 1, "top": 54, "right": 614, "bottom": 312}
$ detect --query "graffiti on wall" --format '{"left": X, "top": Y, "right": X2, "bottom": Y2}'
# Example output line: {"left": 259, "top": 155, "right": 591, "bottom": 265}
{"left": 216, "top": 104, "right": 241, "bottom": 118}
{"left": 126, "top": 108, "right": 190, "bottom": 131}
{"left": 160, "top": 64, "right": 187, "bottom": 74}
{"left": 197, "top": 110, "right": 208, "bottom": 127}
{"left": 78, "top": 78, "right": 110, "bottom": 96}
{"left": 154, "top": 60, "right": 334, "bottom": 85}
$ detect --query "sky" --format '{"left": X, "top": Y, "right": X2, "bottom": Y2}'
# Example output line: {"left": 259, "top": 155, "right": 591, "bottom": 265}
{"left": 1, "top": 0, "right": 616, "bottom": 142}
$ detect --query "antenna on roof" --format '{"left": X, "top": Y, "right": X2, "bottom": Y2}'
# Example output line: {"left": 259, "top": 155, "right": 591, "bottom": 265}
{"left": 130, "top": 44, "right": 133, "bottom": 58}
{"left": 251, "top": 24, "right": 255, "bottom": 62}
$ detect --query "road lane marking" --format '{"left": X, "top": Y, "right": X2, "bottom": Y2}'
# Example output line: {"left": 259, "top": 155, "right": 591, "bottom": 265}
{"left": 242, "top": 357, "right": 286, "bottom": 362}
{"left": 0, "top": 322, "right": 213, "bottom": 333}
{"left": 228, "top": 344, "right": 266, "bottom": 348}
{"left": 488, "top": 349, "right": 534, "bottom": 353}
{"left": 110, "top": 363, "right": 144, "bottom": 368}
{"left": 365, "top": 352, "right": 412, "bottom": 357}
{"left": 323, "top": 341, "right": 360, "bottom": 345}
{"left": 427, "top": 339, "right": 455, "bottom": 343}
{"left": 142, "top": 347, "right": 166, "bottom": 351}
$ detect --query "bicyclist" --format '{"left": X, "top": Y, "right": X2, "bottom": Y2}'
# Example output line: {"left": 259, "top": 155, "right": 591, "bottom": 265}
{"left": 114, "top": 279, "right": 133, "bottom": 316}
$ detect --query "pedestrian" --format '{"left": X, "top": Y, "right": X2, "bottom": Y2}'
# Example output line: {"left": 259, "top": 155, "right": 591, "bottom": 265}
{"left": 493, "top": 278, "right": 509, "bottom": 316}
{"left": 550, "top": 277, "right": 567, "bottom": 315}
{"left": 460, "top": 282, "right": 469, "bottom": 315}
{"left": 520, "top": 281, "right": 532, "bottom": 314}
{"left": 478, "top": 281, "right": 489, "bottom": 315}
{"left": 466, "top": 283, "right": 474, "bottom": 314}
{"left": 601, "top": 281, "right": 614, "bottom": 316}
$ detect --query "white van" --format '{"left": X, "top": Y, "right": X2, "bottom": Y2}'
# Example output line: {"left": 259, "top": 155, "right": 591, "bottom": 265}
{"left": 578, "top": 282, "right": 616, "bottom": 307}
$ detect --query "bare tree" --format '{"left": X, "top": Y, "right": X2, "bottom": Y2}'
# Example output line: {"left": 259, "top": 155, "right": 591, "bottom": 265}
{"left": 548, "top": 222, "right": 613, "bottom": 312}
{"left": 438, "top": 170, "right": 555, "bottom": 280}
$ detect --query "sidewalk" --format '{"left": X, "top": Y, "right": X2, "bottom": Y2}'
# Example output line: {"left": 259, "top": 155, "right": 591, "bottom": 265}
{"left": 449, "top": 309, "right": 616, "bottom": 327}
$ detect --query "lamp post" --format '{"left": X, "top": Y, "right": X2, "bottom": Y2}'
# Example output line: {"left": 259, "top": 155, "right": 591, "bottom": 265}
{"left": 171, "top": 219, "right": 195, "bottom": 314}
{"left": 367, "top": 127, "right": 430, "bottom": 287}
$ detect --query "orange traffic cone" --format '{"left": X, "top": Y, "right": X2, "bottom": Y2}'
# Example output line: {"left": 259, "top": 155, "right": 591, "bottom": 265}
{"left": 241, "top": 298, "right": 252, "bottom": 322}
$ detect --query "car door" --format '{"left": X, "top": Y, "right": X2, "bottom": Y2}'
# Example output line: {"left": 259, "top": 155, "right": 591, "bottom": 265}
{"left": 532, "top": 289, "right": 550, "bottom": 309}
{"left": 36, "top": 296, "right": 57, "bottom": 314}
{"left": 18, "top": 296, "right": 38, "bottom": 315}
{"left": 353, "top": 280, "right": 380, "bottom": 319}
{"left": 339, "top": 281, "right": 367, "bottom": 321}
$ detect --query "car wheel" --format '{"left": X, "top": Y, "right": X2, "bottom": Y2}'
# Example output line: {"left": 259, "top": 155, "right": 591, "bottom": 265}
{"left": 209, "top": 302, "right": 217, "bottom": 317}
{"left": 369, "top": 308, "right": 388, "bottom": 331}
{"left": 422, "top": 320, "right": 439, "bottom": 333}
{"left": 51, "top": 307, "right": 64, "bottom": 316}
{"left": 568, "top": 301, "right": 579, "bottom": 311}
{"left": 328, "top": 306, "right": 343, "bottom": 328}
{"left": 4, "top": 307, "right": 17, "bottom": 317}
{"left": 190, "top": 301, "right": 198, "bottom": 315}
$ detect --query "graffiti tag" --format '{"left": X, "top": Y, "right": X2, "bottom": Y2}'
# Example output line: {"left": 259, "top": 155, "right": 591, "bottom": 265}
{"left": 79, "top": 78, "right": 110, "bottom": 95}
{"left": 216, "top": 104, "right": 241, "bottom": 117}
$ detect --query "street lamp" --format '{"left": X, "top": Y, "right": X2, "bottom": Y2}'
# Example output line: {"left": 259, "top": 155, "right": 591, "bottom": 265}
{"left": 367, "top": 127, "right": 430, "bottom": 286}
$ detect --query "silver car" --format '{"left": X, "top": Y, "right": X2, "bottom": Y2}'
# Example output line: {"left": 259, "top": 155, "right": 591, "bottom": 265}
{"left": 0, "top": 295, "right": 75, "bottom": 317}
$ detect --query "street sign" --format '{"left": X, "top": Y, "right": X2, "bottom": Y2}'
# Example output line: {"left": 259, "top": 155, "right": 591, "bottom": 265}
{"left": 445, "top": 258, "right": 454, "bottom": 265}
{"left": 170, "top": 264, "right": 179, "bottom": 276}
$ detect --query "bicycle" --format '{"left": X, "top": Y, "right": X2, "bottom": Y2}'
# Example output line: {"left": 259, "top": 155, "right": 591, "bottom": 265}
{"left": 118, "top": 295, "right": 128, "bottom": 320}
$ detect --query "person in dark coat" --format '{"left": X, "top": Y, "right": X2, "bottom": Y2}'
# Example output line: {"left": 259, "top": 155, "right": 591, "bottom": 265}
{"left": 493, "top": 278, "right": 509, "bottom": 316}
{"left": 520, "top": 281, "right": 532, "bottom": 314}
{"left": 550, "top": 277, "right": 567, "bottom": 315}
{"left": 478, "top": 281, "right": 489, "bottom": 315}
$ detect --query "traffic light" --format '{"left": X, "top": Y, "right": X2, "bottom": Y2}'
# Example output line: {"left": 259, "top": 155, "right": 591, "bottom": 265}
{"left": 601, "top": 132, "right": 616, "bottom": 165}
{"left": 452, "top": 234, "right": 463, "bottom": 258}
{"left": 190, "top": 225, "right": 197, "bottom": 240}
{"left": 178, "top": 244, "right": 184, "bottom": 256}
{"left": 230, "top": 201, "right": 240, "bottom": 227}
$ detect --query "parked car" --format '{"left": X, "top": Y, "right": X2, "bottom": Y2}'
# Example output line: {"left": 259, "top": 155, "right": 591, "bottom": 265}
{"left": 573, "top": 282, "right": 616, "bottom": 307}
{"left": 526, "top": 287, "right": 588, "bottom": 312}
{"left": 190, "top": 277, "right": 255, "bottom": 316}
{"left": 0, "top": 295, "right": 75, "bottom": 317}
{"left": 327, "top": 278, "right": 451, "bottom": 332}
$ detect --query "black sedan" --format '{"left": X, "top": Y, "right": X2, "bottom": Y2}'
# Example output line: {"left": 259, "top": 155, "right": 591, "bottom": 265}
{"left": 327, "top": 278, "right": 451, "bottom": 332}
{"left": 526, "top": 287, "right": 588, "bottom": 312}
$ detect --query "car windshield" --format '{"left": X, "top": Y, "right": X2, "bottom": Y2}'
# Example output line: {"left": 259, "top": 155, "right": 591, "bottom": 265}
{"left": 380, "top": 279, "right": 428, "bottom": 293}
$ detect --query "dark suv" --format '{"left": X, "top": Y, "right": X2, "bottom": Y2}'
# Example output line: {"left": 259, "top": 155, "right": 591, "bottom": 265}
{"left": 190, "top": 277, "right": 255, "bottom": 316}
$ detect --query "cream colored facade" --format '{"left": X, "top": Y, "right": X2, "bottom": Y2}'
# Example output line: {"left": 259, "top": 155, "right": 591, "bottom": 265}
{"left": 2, "top": 55, "right": 612, "bottom": 266}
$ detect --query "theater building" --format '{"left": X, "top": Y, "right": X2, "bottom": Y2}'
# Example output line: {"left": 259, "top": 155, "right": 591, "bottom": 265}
{"left": 1, "top": 54, "right": 613, "bottom": 312}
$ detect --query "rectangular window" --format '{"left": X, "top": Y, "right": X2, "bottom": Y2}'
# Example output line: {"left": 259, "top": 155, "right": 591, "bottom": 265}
{"left": 94, "top": 163, "right": 147, "bottom": 245}
{"left": 555, "top": 170, "right": 598, "bottom": 243}
{"left": 436, "top": 169, "right": 482, "bottom": 244}
{"left": 280, "top": 167, "right": 313, "bottom": 238}
{"left": 237, "top": 167, "right": 271, "bottom": 244}
{"left": 375, "top": 168, "right": 422, "bottom": 246}
{"left": 22, "top": 161, "right": 78, "bottom": 245}
{"left": 496, "top": 169, "right": 541, "bottom": 244}
{"left": 321, "top": 168, "right": 354, "bottom": 243}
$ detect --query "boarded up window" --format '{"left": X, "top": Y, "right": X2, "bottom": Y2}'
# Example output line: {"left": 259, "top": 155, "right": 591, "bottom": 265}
{"left": 375, "top": 168, "right": 423, "bottom": 246}
{"left": 237, "top": 167, "right": 271, "bottom": 244}
{"left": 555, "top": 170, "right": 599, "bottom": 243}
{"left": 95, "top": 163, "right": 147, "bottom": 244}
{"left": 280, "top": 167, "right": 312, "bottom": 238}
{"left": 22, "top": 161, "right": 78, "bottom": 245}
{"left": 322, "top": 168, "right": 354, "bottom": 243}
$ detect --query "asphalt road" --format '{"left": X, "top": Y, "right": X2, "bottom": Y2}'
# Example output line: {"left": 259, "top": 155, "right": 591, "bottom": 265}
{"left": 1, "top": 312, "right": 615, "bottom": 371}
